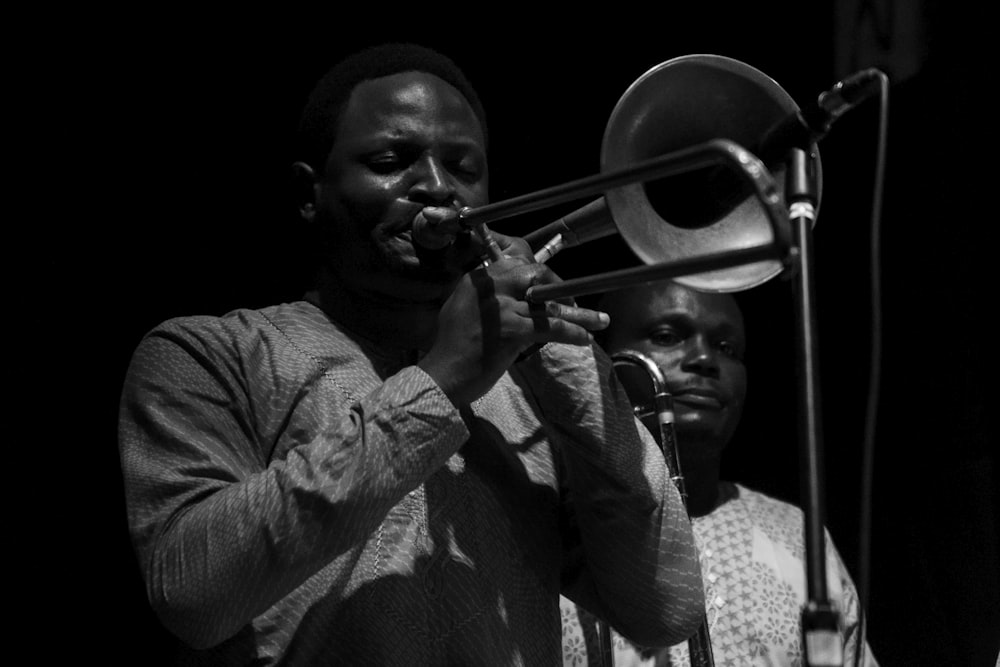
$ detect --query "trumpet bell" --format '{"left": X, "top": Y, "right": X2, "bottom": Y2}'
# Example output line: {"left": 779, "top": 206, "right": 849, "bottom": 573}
{"left": 602, "top": 54, "right": 822, "bottom": 292}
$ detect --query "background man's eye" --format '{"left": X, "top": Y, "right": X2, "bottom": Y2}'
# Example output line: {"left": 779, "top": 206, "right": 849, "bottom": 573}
{"left": 717, "top": 341, "right": 742, "bottom": 359}
{"left": 651, "top": 331, "right": 681, "bottom": 346}
{"left": 368, "top": 157, "right": 401, "bottom": 173}
{"left": 448, "top": 159, "right": 482, "bottom": 181}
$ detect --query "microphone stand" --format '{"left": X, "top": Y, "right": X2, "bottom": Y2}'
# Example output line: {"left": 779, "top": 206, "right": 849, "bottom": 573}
{"left": 786, "top": 147, "right": 843, "bottom": 667}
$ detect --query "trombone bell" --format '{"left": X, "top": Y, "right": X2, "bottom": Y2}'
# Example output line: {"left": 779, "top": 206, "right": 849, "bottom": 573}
{"left": 602, "top": 54, "right": 822, "bottom": 292}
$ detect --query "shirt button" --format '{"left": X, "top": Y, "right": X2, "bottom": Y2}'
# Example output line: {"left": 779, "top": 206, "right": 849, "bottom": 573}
{"left": 714, "top": 596, "right": 726, "bottom": 608}
{"left": 708, "top": 573, "right": 718, "bottom": 583}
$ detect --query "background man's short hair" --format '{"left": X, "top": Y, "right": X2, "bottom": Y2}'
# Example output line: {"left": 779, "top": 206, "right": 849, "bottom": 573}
{"left": 296, "top": 42, "right": 489, "bottom": 173}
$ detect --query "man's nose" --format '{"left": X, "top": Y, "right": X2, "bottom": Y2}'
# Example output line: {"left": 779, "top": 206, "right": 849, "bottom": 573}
{"left": 681, "top": 336, "right": 720, "bottom": 377}
{"left": 409, "top": 156, "right": 455, "bottom": 205}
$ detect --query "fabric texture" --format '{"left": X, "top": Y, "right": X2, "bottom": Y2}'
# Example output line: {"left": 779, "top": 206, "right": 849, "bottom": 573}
{"left": 119, "top": 300, "right": 702, "bottom": 666}
{"left": 561, "top": 484, "right": 879, "bottom": 667}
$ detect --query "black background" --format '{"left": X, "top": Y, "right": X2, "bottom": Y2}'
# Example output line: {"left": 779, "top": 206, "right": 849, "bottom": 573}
{"left": 28, "top": 3, "right": 996, "bottom": 665}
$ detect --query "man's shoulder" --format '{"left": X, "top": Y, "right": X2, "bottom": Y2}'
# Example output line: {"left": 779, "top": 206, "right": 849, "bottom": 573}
{"left": 149, "top": 301, "right": 316, "bottom": 339}
{"left": 135, "top": 301, "right": 332, "bottom": 361}
{"left": 733, "top": 483, "right": 803, "bottom": 522}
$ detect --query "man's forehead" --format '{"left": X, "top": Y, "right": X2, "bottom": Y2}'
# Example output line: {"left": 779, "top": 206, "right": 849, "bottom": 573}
{"left": 617, "top": 282, "right": 743, "bottom": 328}
{"left": 350, "top": 72, "right": 472, "bottom": 116}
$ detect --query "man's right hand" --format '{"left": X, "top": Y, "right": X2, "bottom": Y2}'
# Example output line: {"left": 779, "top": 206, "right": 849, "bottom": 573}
{"left": 418, "top": 246, "right": 609, "bottom": 407}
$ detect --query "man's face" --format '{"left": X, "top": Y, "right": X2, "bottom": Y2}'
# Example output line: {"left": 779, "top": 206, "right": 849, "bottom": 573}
{"left": 314, "top": 71, "right": 489, "bottom": 305}
{"left": 602, "top": 282, "right": 747, "bottom": 453}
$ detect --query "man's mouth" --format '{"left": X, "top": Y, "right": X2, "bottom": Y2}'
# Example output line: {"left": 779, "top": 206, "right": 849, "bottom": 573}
{"left": 672, "top": 390, "right": 723, "bottom": 410}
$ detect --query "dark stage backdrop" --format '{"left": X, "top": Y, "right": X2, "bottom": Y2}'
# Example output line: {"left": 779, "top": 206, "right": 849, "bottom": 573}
{"left": 32, "top": 3, "right": 996, "bottom": 666}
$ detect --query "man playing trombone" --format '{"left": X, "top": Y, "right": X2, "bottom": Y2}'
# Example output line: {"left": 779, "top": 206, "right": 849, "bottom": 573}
{"left": 117, "top": 42, "right": 704, "bottom": 665}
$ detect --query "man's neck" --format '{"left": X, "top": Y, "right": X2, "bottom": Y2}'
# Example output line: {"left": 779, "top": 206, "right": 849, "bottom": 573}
{"left": 675, "top": 449, "right": 725, "bottom": 518}
{"left": 307, "top": 271, "right": 441, "bottom": 352}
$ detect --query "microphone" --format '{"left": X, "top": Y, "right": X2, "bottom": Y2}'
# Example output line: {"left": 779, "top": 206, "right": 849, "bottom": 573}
{"left": 663, "top": 68, "right": 885, "bottom": 221}
{"left": 755, "top": 68, "right": 884, "bottom": 168}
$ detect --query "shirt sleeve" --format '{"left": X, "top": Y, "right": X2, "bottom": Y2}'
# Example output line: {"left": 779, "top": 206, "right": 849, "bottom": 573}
{"left": 118, "top": 319, "right": 469, "bottom": 649}
{"left": 514, "top": 341, "right": 705, "bottom": 649}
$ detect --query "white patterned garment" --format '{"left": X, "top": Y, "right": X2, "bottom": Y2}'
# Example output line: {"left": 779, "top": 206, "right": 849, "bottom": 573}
{"left": 562, "top": 483, "right": 878, "bottom": 666}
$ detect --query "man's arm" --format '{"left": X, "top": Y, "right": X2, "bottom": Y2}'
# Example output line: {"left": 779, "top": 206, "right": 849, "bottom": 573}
{"left": 119, "top": 318, "right": 469, "bottom": 649}
{"left": 515, "top": 340, "right": 705, "bottom": 648}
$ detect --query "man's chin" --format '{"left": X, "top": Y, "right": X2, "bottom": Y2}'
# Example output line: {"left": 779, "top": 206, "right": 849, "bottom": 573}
{"left": 358, "top": 262, "right": 455, "bottom": 306}
{"left": 387, "top": 243, "right": 480, "bottom": 280}
{"left": 674, "top": 413, "right": 730, "bottom": 445}
{"left": 417, "top": 241, "right": 485, "bottom": 272}
{"left": 386, "top": 256, "right": 461, "bottom": 285}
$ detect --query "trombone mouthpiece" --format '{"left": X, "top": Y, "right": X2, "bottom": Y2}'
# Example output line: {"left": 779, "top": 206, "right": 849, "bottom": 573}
{"left": 412, "top": 205, "right": 469, "bottom": 250}
{"left": 411, "top": 209, "right": 452, "bottom": 250}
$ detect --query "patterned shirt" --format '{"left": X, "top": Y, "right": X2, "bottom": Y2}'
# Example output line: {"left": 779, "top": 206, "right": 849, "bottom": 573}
{"left": 561, "top": 484, "right": 878, "bottom": 666}
{"left": 119, "top": 300, "right": 703, "bottom": 665}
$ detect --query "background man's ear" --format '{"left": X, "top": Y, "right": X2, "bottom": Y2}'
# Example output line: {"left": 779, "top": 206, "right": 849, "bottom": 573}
{"left": 290, "top": 161, "right": 318, "bottom": 222}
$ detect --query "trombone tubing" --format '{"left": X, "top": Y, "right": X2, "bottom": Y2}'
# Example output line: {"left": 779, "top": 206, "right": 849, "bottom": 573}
{"left": 459, "top": 138, "right": 784, "bottom": 230}
{"left": 526, "top": 243, "right": 787, "bottom": 303}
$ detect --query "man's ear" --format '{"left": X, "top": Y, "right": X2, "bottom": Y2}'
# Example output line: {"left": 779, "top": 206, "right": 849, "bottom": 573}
{"left": 290, "top": 161, "right": 319, "bottom": 223}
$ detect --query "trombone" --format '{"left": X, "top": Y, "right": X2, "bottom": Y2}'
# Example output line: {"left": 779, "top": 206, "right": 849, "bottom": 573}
{"left": 458, "top": 53, "right": 825, "bottom": 301}
{"left": 463, "top": 137, "right": 793, "bottom": 302}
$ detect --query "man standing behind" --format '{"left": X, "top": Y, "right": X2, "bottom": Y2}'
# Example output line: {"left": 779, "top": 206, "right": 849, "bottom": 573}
{"left": 562, "top": 279, "right": 877, "bottom": 666}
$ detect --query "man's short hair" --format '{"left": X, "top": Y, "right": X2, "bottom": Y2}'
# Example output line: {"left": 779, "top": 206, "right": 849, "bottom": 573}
{"left": 296, "top": 42, "right": 489, "bottom": 174}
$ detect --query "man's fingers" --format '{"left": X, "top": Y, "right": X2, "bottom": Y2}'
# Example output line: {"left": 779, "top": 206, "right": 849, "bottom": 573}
{"left": 527, "top": 299, "right": 552, "bottom": 333}
{"left": 526, "top": 300, "right": 609, "bottom": 332}
{"left": 490, "top": 231, "right": 533, "bottom": 262}
{"left": 512, "top": 300, "right": 609, "bottom": 347}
